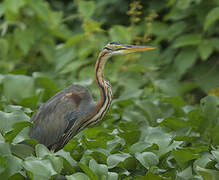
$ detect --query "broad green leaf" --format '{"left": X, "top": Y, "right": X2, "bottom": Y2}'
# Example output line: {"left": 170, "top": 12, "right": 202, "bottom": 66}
{"left": 200, "top": 95, "right": 219, "bottom": 124}
{"left": 23, "top": 157, "right": 58, "bottom": 180}
{"left": 160, "top": 117, "right": 189, "bottom": 130}
{"left": 196, "top": 166, "right": 219, "bottom": 180}
{"left": 4, "top": 121, "right": 32, "bottom": 143}
{"left": 107, "top": 135, "right": 125, "bottom": 152}
{"left": 5, "top": 0, "right": 26, "bottom": 14}
{"left": 172, "top": 149, "right": 201, "bottom": 167}
{"left": 0, "top": 142, "right": 11, "bottom": 155}
{"left": 11, "top": 144, "right": 34, "bottom": 159}
{"left": 0, "top": 155, "right": 22, "bottom": 179}
{"left": 35, "top": 144, "right": 51, "bottom": 158}
{"left": 109, "top": 25, "right": 132, "bottom": 43}
{"left": 78, "top": 1, "right": 95, "bottom": 19}
{"left": 173, "top": 34, "right": 202, "bottom": 48}
{"left": 89, "top": 159, "right": 108, "bottom": 179}
{"left": 211, "top": 150, "right": 219, "bottom": 163}
{"left": 176, "top": 166, "right": 193, "bottom": 179}
{"left": 130, "top": 142, "right": 159, "bottom": 154}
{"left": 144, "top": 171, "right": 167, "bottom": 180}
{"left": 3, "top": 75, "right": 35, "bottom": 102}
{"left": 204, "top": 7, "right": 219, "bottom": 31}
{"left": 0, "top": 110, "right": 29, "bottom": 135}
{"left": 173, "top": 48, "right": 197, "bottom": 77}
{"left": 14, "top": 28, "right": 36, "bottom": 55}
{"left": 78, "top": 162, "right": 98, "bottom": 180}
{"left": 27, "top": 0, "right": 49, "bottom": 22}
{"left": 107, "top": 153, "right": 131, "bottom": 169}
{"left": 135, "top": 152, "right": 159, "bottom": 169}
{"left": 66, "top": 173, "right": 90, "bottom": 180}
{"left": 198, "top": 40, "right": 214, "bottom": 61}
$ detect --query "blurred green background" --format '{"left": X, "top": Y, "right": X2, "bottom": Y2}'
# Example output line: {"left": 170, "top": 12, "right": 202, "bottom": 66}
{"left": 0, "top": 0, "right": 219, "bottom": 179}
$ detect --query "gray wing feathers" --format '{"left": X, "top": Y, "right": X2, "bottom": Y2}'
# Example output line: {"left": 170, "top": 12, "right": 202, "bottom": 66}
{"left": 29, "top": 85, "right": 94, "bottom": 147}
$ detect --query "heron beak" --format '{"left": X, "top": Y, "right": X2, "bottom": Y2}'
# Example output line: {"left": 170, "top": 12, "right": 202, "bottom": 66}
{"left": 119, "top": 44, "right": 155, "bottom": 53}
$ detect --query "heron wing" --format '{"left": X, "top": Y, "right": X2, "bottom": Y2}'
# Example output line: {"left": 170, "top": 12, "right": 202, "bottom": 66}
{"left": 29, "top": 85, "right": 93, "bottom": 147}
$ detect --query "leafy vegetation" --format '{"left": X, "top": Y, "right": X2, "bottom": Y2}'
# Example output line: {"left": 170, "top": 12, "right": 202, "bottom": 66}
{"left": 0, "top": 0, "right": 219, "bottom": 179}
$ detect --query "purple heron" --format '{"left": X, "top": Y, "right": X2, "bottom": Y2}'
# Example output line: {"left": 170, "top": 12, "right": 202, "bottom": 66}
{"left": 29, "top": 42, "right": 155, "bottom": 152}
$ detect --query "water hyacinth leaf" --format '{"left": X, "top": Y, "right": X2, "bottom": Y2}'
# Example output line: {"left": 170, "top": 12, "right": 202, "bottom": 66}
{"left": 130, "top": 141, "right": 158, "bottom": 154}
{"left": 66, "top": 173, "right": 90, "bottom": 180}
{"left": 78, "top": 162, "right": 98, "bottom": 180}
{"left": 0, "top": 142, "right": 11, "bottom": 155}
{"left": 4, "top": 121, "right": 32, "bottom": 143}
{"left": 172, "top": 149, "right": 201, "bottom": 167}
{"left": 0, "top": 110, "right": 29, "bottom": 135}
{"left": 2, "top": 75, "right": 35, "bottom": 102}
{"left": 135, "top": 152, "right": 159, "bottom": 169}
{"left": 0, "top": 155, "right": 22, "bottom": 179}
{"left": 200, "top": 95, "right": 219, "bottom": 124}
{"left": 145, "top": 171, "right": 167, "bottom": 180}
{"left": 23, "top": 157, "right": 58, "bottom": 179}
{"left": 35, "top": 144, "right": 51, "bottom": 158}
{"left": 107, "top": 153, "right": 131, "bottom": 169}
{"left": 176, "top": 166, "right": 193, "bottom": 179}
{"left": 196, "top": 166, "right": 219, "bottom": 180}
{"left": 89, "top": 159, "right": 108, "bottom": 178}
{"left": 11, "top": 144, "right": 34, "bottom": 159}
{"left": 211, "top": 150, "right": 219, "bottom": 163}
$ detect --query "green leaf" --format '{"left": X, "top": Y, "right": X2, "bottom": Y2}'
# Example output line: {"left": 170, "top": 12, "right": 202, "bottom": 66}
{"left": 23, "top": 157, "right": 58, "bottom": 179}
{"left": 35, "top": 144, "right": 51, "bottom": 158}
{"left": 107, "top": 153, "right": 131, "bottom": 169}
{"left": 173, "top": 34, "right": 202, "bottom": 48}
{"left": 211, "top": 150, "right": 219, "bottom": 163}
{"left": 176, "top": 166, "right": 193, "bottom": 179}
{"left": 5, "top": 0, "right": 26, "bottom": 14}
{"left": 172, "top": 149, "right": 201, "bottom": 167}
{"left": 130, "top": 142, "right": 158, "bottom": 154}
{"left": 0, "top": 155, "right": 22, "bottom": 179}
{"left": 0, "top": 110, "right": 29, "bottom": 135}
{"left": 14, "top": 28, "right": 36, "bottom": 55}
{"left": 198, "top": 40, "right": 214, "bottom": 61}
{"left": 0, "top": 142, "right": 11, "bottom": 155}
{"left": 196, "top": 166, "right": 219, "bottom": 180}
{"left": 78, "top": 162, "right": 98, "bottom": 180}
{"left": 4, "top": 121, "right": 32, "bottom": 143}
{"left": 3, "top": 75, "right": 35, "bottom": 102}
{"left": 135, "top": 152, "right": 159, "bottom": 169}
{"left": 78, "top": 1, "right": 95, "bottom": 19}
{"left": 66, "top": 173, "right": 90, "bottom": 180}
{"left": 89, "top": 159, "right": 108, "bottom": 179}
{"left": 204, "top": 7, "right": 219, "bottom": 31}
{"left": 144, "top": 171, "right": 167, "bottom": 180}
{"left": 173, "top": 48, "right": 198, "bottom": 77}
{"left": 109, "top": 25, "right": 132, "bottom": 43}
{"left": 200, "top": 95, "right": 219, "bottom": 124}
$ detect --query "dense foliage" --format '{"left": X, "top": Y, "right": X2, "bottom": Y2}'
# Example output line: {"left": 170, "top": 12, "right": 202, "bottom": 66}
{"left": 0, "top": 0, "right": 219, "bottom": 179}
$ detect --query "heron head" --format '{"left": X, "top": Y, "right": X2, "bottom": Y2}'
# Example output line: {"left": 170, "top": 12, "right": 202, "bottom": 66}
{"left": 103, "top": 42, "right": 155, "bottom": 56}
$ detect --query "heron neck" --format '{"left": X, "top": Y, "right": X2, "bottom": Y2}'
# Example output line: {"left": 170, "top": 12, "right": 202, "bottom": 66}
{"left": 94, "top": 51, "right": 113, "bottom": 111}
